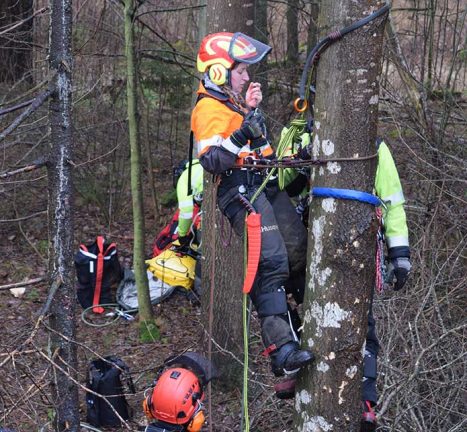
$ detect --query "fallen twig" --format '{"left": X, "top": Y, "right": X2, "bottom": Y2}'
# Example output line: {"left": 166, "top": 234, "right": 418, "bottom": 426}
{"left": 0, "top": 277, "right": 46, "bottom": 291}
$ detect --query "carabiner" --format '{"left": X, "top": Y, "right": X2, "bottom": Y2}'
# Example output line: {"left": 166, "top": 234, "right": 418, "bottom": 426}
{"left": 293, "top": 98, "right": 308, "bottom": 113}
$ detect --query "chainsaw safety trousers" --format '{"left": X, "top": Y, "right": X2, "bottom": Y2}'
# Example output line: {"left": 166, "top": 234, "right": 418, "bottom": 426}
{"left": 217, "top": 182, "right": 307, "bottom": 351}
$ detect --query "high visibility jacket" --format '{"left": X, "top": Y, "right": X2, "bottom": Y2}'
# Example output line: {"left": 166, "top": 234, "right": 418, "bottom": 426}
{"left": 176, "top": 160, "right": 203, "bottom": 237}
{"left": 279, "top": 127, "right": 311, "bottom": 196}
{"left": 279, "top": 131, "right": 409, "bottom": 250}
{"left": 375, "top": 141, "right": 409, "bottom": 249}
{"left": 191, "top": 80, "right": 274, "bottom": 172}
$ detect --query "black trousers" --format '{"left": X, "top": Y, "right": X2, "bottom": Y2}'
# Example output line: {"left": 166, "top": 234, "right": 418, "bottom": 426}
{"left": 217, "top": 180, "right": 308, "bottom": 350}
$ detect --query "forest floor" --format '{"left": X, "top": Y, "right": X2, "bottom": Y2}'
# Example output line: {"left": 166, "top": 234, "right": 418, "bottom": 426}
{"left": 0, "top": 196, "right": 294, "bottom": 432}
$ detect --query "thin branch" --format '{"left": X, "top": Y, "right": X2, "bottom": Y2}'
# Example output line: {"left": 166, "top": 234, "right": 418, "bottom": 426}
{"left": 0, "top": 7, "right": 49, "bottom": 36}
{"left": 0, "top": 98, "right": 35, "bottom": 117}
{"left": 0, "top": 277, "right": 46, "bottom": 291}
{"left": 0, "top": 89, "right": 53, "bottom": 144}
{"left": 0, "top": 158, "right": 48, "bottom": 179}
{"left": 0, "top": 210, "right": 47, "bottom": 223}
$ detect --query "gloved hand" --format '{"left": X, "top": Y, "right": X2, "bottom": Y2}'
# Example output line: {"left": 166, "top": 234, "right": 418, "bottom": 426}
{"left": 386, "top": 257, "right": 411, "bottom": 290}
{"left": 231, "top": 111, "right": 264, "bottom": 149}
{"left": 297, "top": 143, "right": 313, "bottom": 160}
{"left": 250, "top": 136, "right": 268, "bottom": 151}
{"left": 173, "top": 234, "right": 192, "bottom": 250}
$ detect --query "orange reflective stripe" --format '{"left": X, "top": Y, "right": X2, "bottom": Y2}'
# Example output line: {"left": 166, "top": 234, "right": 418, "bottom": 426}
{"left": 243, "top": 213, "right": 262, "bottom": 294}
{"left": 92, "top": 236, "right": 105, "bottom": 314}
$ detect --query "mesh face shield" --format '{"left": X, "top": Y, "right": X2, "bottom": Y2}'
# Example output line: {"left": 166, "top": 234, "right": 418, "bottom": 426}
{"left": 228, "top": 32, "right": 272, "bottom": 65}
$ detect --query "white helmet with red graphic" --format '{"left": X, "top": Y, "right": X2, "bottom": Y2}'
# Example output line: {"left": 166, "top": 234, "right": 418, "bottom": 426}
{"left": 197, "top": 32, "right": 271, "bottom": 86}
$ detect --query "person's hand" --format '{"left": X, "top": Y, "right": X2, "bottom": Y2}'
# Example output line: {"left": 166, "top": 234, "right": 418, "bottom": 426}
{"left": 386, "top": 257, "right": 411, "bottom": 290}
{"left": 246, "top": 82, "right": 262, "bottom": 108}
{"left": 297, "top": 143, "right": 312, "bottom": 160}
{"left": 231, "top": 112, "right": 264, "bottom": 149}
{"left": 250, "top": 136, "right": 268, "bottom": 151}
{"left": 173, "top": 234, "right": 192, "bottom": 250}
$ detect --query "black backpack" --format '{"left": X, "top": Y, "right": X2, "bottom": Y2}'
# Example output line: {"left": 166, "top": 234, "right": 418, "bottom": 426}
{"left": 74, "top": 236, "right": 122, "bottom": 312}
{"left": 86, "top": 356, "right": 135, "bottom": 427}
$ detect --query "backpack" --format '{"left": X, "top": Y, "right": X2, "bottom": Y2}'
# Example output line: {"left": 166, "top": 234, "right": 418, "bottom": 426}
{"left": 86, "top": 356, "right": 134, "bottom": 427}
{"left": 74, "top": 236, "right": 122, "bottom": 313}
{"left": 152, "top": 205, "right": 201, "bottom": 257}
{"left": 152, "top": 210, "right": 181, "bottom": 257}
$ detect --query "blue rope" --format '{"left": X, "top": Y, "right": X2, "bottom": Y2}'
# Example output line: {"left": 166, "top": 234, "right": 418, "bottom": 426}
{"left": 312, "top": 187, "right": 382, "bottom": 207}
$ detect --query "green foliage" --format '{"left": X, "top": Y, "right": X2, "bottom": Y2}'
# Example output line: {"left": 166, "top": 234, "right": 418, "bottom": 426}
{"left": 139, "top": 319, "right": 161, "bottom": 343}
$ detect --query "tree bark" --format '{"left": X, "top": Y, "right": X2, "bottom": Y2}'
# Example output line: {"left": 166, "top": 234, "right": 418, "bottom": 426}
{"left": 201, "top": 0, "right": 254, "bottom": 388}
{"left": 254, "top": 0, "right": 269, "bottom": 106}
{"left": 287, "top": 0, "right": 299, "bottom": 65}
{"left": 123, "top": 0, "right": 157, "bottom": 336}
{"left": 307, "top": 1, "right": 320, "bottom": 53}
{"left": 294, "top": 1, "right": 387, "bottom": 430}
{"left": 206, "top": 0, "right": 254, "bottom": 33}
{"left": 47, "top": 1, "right": 80, "bottom": 430}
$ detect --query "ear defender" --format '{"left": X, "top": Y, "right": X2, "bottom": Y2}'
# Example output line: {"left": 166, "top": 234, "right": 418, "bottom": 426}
{"left": 208, "top": 63, "right": 228, "bottom": 86}
{"left": 143, "top": 392, "right": 154, "bottom": 419}
{"left": 187, "top": 410, "right": 205, "bottom": 432}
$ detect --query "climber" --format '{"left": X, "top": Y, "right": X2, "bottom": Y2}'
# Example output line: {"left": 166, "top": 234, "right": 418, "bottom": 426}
{"left": 191, "top": 32, "right": 314, "bottom": 377}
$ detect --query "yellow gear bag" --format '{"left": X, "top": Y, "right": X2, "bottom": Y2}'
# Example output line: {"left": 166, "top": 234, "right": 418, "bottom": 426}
{"left": 145, "top": 249, "right": 196, "bottom": 290}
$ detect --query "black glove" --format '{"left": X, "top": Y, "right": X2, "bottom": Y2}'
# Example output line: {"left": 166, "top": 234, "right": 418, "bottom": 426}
{"left": 297, "top": 143, "right": 312, "bottom": 160}
{"left": 250, "top": 136, "right": 268, "bottom": 151}
{"left": 231, "top": 111, "right": 264, "bottom": 148}
{"left": 386, "top": 247, "right": 411, "bottom": 291}
{"left": 175, "top": 234, "right": 192, "bottom": 248}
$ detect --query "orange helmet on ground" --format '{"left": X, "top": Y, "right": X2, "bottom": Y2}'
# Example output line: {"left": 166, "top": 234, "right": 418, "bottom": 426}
{"left": 144, "top": 368, "right": 202, "bottom": 425}
{"left": 197, "top": 32, "right": 271, "bottom": 85}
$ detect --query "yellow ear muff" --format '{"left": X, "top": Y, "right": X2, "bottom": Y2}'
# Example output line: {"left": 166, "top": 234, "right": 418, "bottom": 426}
{"left": 208, "top": 63, "right": 228, "bottom": 86}
{"left": 187, "top": 410, "right": 205, "bottom": 432}
{"left": 143, "top": 393, "right": 154, "bottom": 419}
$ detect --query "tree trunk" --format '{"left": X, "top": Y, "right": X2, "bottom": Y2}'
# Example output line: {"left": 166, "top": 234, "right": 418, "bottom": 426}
{"left": 287, "top": 0, "right": 299, "bottom": 65}
{"left": 0, "top": 0, "right": 33, "bottom": 83}
{"left": 294, "top": 1, "right": 387, "bottom": 430}
{"left": 206, "top": 0, "right": 254, "bottom": 33}
{"left": 201, "top": 0, "right": 254, "bottom": 388}
{"left": 307, "top": 1, "right": 320, "bottom": 53}
{"left": 254, "top": 0, "right": 269, "bottom": 107}
{"left": 47, "top": 1, "right": 80, "bottom": 430}
{"left": 123, "top": 0, "right": 158, "bottom": 339}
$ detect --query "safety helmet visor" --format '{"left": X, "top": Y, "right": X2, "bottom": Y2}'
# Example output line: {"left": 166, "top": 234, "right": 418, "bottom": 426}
{"left": 228, "top": 33, "right": 271, "bottom": 65}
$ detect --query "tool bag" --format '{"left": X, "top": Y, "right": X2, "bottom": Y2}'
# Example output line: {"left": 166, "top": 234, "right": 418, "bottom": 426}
{"left": 74, "top": 236, "right": 122, "bottom": 313}
{"left": 86, "top": 356, "right": 134, "bottom": 427}
{"left": 146, "top": 249, "right": 196, "bottom": 290}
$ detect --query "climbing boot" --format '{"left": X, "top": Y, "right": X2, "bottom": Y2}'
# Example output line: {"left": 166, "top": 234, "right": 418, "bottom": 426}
{"left": 360, "top": 401, "right": 377, "bottom": 432}
{"left": 270, "top": 342, "right": 314, "bottom": 377}
{"left": 274, "top": 376, "right": 296, "bottom": 399}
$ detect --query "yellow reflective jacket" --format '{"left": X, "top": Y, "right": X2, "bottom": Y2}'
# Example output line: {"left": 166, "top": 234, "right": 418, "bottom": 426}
{"left": 375, "top": 141, "right": 409, "bottom": 248}
{"left": 176, "top": 160, "right": 203, "bottom": 237}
